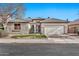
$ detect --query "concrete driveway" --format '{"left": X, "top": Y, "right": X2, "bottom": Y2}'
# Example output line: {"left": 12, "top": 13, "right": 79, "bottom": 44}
{"left": 0, "top": 35, "right": 79, "bottom": 43}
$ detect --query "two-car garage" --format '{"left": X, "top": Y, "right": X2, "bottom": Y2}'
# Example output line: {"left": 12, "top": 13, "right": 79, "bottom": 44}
{"left": 40, "top": 18, "right": 68, "bottom": 36}
{"left": 44, "top": 25, "right": 65, "bottom": 35}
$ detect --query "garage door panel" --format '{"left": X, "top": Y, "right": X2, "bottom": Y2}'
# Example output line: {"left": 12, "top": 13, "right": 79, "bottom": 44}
{"left": 44, "top": 25, "right": 64, "bottom": 35}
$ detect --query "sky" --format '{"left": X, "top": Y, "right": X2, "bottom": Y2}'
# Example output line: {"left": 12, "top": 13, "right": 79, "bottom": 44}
{"left": 24, "top": 3, "right": 79, "bottom": 21}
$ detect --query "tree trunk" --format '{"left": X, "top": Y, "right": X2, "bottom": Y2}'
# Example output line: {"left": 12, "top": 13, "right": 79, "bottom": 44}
{"left": 1, "top": 24, "right": 8, "bottom": 37}
{"left": 3, "top": 24, "right": 7, "bottom": 31}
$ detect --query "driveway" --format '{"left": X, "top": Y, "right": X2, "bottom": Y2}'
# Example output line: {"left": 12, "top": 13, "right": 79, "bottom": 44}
{"left": 0, "top": 36, "right": 79, "bottom": 43}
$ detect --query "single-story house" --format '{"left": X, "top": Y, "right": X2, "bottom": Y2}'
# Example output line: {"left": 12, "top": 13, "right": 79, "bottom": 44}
{"left": 68, "top": 19, "right": 79, "bottom": 33}
{"left": 1, "top": 18, "right": 69, "bottom": 36}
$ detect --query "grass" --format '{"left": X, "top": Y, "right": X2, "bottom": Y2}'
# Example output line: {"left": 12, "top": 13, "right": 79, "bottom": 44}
{"left": 11, "top": 34, "right": 47, "bottom": 39}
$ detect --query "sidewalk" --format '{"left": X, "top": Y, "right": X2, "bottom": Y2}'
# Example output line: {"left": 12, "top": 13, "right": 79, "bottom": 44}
{"left": 0, "top": 38, "right": 79, "bottom": 43}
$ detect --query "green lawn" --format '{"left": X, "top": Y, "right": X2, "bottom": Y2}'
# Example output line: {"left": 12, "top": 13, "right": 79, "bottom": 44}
{"left": 11, "top": 34, "right": 47, "bottom": 39}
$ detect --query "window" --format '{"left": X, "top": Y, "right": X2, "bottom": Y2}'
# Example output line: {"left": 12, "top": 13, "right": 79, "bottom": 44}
{"left": 14, "top": 24, "right": 21, "bottom": 30}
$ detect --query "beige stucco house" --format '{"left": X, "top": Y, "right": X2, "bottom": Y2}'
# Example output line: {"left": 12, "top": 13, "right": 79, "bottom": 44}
{"left": 3, "top": 18, "right": 69, "bottom": 36}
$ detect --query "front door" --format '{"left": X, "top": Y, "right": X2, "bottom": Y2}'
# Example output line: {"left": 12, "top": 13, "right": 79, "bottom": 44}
{"left": 36, "top": 24, "right": 41, "bottom": 33}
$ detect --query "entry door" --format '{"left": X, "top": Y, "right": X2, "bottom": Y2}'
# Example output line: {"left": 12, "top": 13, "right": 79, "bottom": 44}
{"left": 36, "top": 25, "right": 41, "bottom": 33}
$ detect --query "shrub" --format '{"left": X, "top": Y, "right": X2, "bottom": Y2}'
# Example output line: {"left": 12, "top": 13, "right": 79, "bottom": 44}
{"left": 11, "top": 34, "right": 47, "bottom": 39}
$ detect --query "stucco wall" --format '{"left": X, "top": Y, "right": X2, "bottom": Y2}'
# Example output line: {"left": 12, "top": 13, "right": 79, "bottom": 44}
{"left": 7, "top": 22, "right": 29, "bottom": 34}
{"left": 7, "top": 23, "right": 14, "bottom": 33}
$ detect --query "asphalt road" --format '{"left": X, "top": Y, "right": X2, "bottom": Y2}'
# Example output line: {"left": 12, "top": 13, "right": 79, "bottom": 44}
{"left": 0, "top": 43, "right": 79, "bottom": 56}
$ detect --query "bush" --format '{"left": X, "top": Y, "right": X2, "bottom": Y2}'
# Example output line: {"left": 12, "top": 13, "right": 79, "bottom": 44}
{"left": 11, "top": 34, "right": 47, "bottom": 39}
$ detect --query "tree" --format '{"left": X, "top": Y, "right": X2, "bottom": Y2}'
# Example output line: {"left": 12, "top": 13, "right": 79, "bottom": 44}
{"left": 0, "top": 3, "right": 26, "bottom": 31}
{"left": 0, "top": 3, "right": 26, "bottom": 37}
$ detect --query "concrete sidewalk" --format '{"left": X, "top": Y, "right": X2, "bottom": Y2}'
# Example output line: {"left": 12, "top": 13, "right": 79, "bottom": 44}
{"left": 0, "top": 38, "right": 79, "bottom": 43}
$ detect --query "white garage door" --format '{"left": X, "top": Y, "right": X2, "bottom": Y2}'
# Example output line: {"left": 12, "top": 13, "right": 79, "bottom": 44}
{"left": 44, "top": 25, "right": 64, "bottom": 35}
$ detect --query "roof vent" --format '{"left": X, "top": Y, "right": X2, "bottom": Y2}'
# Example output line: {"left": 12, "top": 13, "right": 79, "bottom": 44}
{"left": 47, "top": 17, "right": 50, "bottom": 19}
{"left": 66, "top": 19, "right": 70, "bottom": 22}
{"left": 28, "top": 17, "right": 31, "bottom": 19}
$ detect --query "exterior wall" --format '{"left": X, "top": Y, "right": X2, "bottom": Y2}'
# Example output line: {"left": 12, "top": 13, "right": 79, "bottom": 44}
{"left": 20, "top": 23, "right": 29, "bottom": 34}
{"left": 6, "top": 22, "right": 68, "bottom": 35}
{"left": 41, "top": 22, "right": 68, "bottom": 35}
{"left": 7, "top": 22, "right": 29, "bottom": 34}
{"left": 7, "top": 23, "right": 14, "bottom": 33}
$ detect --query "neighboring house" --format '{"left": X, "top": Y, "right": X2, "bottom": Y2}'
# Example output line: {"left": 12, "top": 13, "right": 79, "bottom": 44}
{"left": 3, "top": 18, "right": 69, "bottom": 35}
{"left": 68, "top": 19, "right": 79, "bottom": 33}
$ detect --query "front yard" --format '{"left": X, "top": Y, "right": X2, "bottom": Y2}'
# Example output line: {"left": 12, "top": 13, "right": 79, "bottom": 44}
{"left": 11, "top": 34, "right": 47, "bottom": 39}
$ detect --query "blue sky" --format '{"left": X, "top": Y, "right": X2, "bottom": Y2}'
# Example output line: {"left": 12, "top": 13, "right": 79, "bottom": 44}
{"left": 24, "top": 3, "right": 79, "bottom": 21}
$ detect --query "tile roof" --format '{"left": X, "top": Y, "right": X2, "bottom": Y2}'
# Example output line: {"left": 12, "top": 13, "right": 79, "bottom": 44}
{"left": 40, "top": 18, "right": 68, "bottom": 23}
{"left": 8, "top": 18, "right": 68, "bottom": 23}
{"left": 8, "top": 18, "right": 32, "bottom": 23}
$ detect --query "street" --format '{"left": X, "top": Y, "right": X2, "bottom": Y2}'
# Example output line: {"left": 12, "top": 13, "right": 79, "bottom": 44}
{"left": 0, "top": 43, "right": 79, "bottom": 56}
